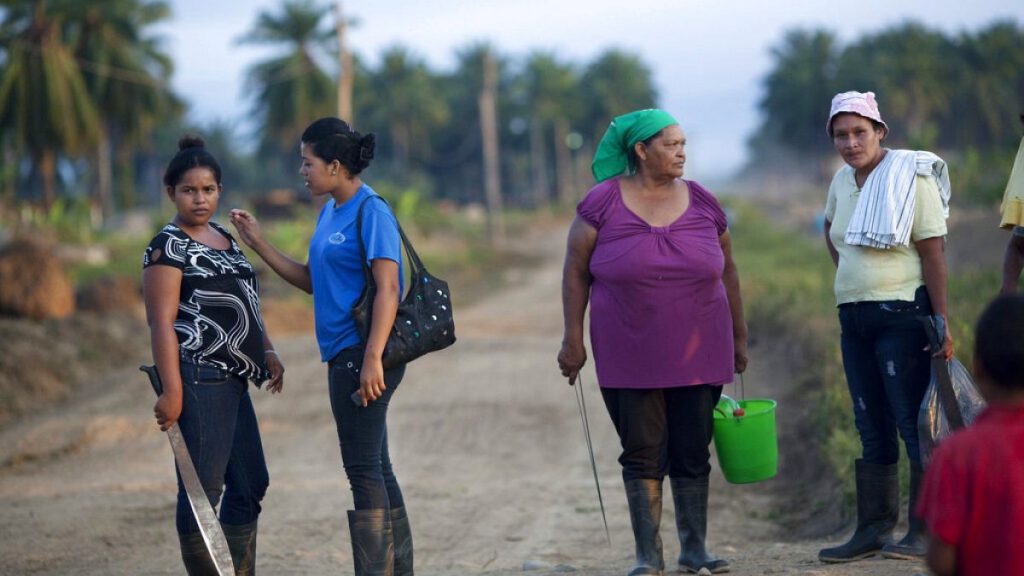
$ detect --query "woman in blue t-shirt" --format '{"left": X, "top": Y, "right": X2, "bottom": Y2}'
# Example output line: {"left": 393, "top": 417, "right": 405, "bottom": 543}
{"left": 230, "top": 117, "right": 412, "bottom": 576}
{"left": 144, "top": 135, "right": 285, "bottom": 575}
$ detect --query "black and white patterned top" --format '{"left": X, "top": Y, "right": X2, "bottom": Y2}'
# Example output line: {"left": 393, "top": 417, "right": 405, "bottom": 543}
{"left": 143, "top": 222, "right": 269, "bottom": 384}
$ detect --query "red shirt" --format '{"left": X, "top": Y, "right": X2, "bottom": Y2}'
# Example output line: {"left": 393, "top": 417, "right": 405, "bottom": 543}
{"left": 917, "top": 404, "right": 1024, "bottom": 576}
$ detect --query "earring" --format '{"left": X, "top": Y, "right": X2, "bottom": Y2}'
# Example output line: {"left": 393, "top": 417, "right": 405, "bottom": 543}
{"left": 331, "top": 170, "right": 337, "bottom": 176}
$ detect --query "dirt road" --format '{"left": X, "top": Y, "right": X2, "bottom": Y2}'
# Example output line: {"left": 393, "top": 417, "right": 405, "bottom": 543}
{"left": 0, "top": 225, "right": 928, "bottom": 575}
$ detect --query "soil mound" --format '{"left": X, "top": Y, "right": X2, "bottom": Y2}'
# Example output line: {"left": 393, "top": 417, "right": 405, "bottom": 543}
{"left": 0, "top": 238, "right": 75, "bottom": 320}
{"left": 77, "top": 276, "right": 143, "bottom": 315}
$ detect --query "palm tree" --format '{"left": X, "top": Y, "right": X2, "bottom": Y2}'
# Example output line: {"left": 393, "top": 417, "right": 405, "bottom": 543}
{"left": 364, "top": 46, "right": 448, "bottom": 176}
{"left": 953, "top": 21, "right": 1024, "bottom": 149}
{"left": 0, "top": 0, "right": 100, "bottom": 210}
{"left": 237, "top": 0, "right": 336, "bottom": 158}
{"left": 65, "top": 0, "right": 180, "bottom": 216}
{"left": 754, "top": 29, "right": 839, "bottom": 156}
{"left": 579, "top": 49, "right": 658, "bottom": 148}
{"left": 522, "top": 52, "right": 578, "bottom": 205}
{"left": 835, "top": 22, "right": 957, "bottom": 149}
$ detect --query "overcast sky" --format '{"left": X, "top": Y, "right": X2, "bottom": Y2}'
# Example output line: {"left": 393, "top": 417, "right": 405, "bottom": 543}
{"left": 159, "top": 0, "right": 1022, "bottom": 182}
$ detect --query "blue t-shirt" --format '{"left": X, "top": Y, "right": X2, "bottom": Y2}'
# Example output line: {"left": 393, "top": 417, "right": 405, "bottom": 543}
{"left": 308, "top": 184, "right": 403, "bottom": 361}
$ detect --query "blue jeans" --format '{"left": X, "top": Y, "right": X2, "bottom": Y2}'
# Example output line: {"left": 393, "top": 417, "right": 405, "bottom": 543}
{"left": 601, "top": 384, "right": 723, "bottom": 482}
{"left": 328, "top": 347, "right": 406, "bottom": 510}
{"left": 175, "top": 361, "right": 269, "bottom": 535}
{"left": 838, "top": 287, "right": 932, "bottom": 465}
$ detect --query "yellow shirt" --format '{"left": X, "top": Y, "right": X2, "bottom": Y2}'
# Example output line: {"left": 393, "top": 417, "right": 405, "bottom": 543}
{"left": 825, "top": 166, "right": 947, "bottom": 305}
{"left": 1000, "top": 137, "right": 1024, "bottom": 229}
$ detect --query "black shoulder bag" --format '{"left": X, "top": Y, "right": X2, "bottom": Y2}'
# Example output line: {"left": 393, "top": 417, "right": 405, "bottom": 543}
{"left": 351, "top": 195, "right": 456, "bottom": 369}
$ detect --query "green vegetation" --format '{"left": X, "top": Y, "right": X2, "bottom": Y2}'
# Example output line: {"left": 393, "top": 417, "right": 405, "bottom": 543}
{"left": 726, "top": 199, "right": 998, "bottom": 507}
{"left": 1, "top": 0, "right": 658, "bottom": 218}
{"left": 752, "top": 21, "right": 1024, "bottom": 204}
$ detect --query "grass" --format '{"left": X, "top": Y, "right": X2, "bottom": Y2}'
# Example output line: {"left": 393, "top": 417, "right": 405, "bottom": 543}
{"left": 724, "top": 198, "right": 999, "bottom": 514}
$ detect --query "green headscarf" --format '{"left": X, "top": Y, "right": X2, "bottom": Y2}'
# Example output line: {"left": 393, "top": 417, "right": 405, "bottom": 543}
{"left": 591, "top": 108, "right": 679, "bottom": 182}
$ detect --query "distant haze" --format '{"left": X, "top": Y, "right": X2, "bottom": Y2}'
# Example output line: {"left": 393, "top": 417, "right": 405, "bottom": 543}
{"left": 160, "top": 0, "right": 1021, "bottom": 182}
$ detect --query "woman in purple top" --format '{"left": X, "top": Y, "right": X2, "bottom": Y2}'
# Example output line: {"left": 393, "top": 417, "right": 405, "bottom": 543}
{"left": 559, "top": 109, "right": 748, "bottom": 575}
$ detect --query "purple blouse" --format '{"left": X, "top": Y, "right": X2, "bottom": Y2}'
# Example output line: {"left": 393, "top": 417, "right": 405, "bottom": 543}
{"left": 578, "top": 178, "right": 734, "bottom": 389}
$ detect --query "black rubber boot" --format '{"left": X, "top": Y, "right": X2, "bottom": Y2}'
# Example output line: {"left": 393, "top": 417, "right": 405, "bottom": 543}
{"left": 670, "top": 476, "right": 729, "bottom": 574}
{"left": 390, "top": 506, "right": 414, "bottom": 576}
{"left": 223, "top": 521, "right": 258, "bottom": 575}
{"left": 882, "top": 460, "right": 927, "bottom": 560}
{"left": 178, "top": 531, "right": 218, "bottom": 576}
{"left": 819, "top": 459, "right": 899, "bottom": 563}
{"left": 348, "top": 509, "right": 394, "bottom": 576}
{"left": 623, "top": 478, "right": 665, "bottom": 576}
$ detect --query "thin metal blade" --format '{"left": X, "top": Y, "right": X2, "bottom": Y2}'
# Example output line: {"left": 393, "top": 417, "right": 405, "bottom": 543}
{"left": 574, "top": 374, "right": 611, "bottom": 546}
{"left": 167, "top": 423, "right": 236, "bottom": 576}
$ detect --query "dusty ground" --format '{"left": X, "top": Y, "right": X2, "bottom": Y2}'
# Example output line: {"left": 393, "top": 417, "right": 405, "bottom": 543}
{"left": 0, "top": 221, "right": 942, "bottom": 576}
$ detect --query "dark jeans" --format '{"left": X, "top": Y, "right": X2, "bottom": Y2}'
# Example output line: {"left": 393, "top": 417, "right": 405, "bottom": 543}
{"left": 175, "top": 361, "right": 269, "bottom": 535}
{"left": 328, "top": 347, "right": 406, "bottom": 510}
{"left": 601, "top": 384, "right": 723, "bottom": 482}
{"left": 838, "top": 286, "right": 932, "bottom": 465}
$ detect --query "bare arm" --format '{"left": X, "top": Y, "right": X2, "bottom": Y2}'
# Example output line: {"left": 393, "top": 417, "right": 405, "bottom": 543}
{"left": 143, "top": 265, "right": 185, "bottom": 431}
{"left": 230, "top": 209, "right": 313, "bottom": 293}
{"left": 1001, "top": 233, "right": 1024, "bottom": 294}
{"left": 720, "top": 230, "right": 749, "bottom": 374}
{"left": 356, "top": 258, "right": 401, "bottom": 406}
{"left": 557, "top": 216, "right": 597, "bottom": 385}
{"left": 262, "top": 330, "right": 284, "bottom": 394}
{"left": 926, "top": 537, "right": 957, "bottom": 576}
{"left": 916, "top": 236, "right": 954, "bottom": 359}
{"left": 824, "top": 219, "right": 839, "bottom": 267}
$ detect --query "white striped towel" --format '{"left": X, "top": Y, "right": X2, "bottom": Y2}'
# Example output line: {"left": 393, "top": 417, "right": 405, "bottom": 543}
{"left": 845, "top": 149, "right": 951, "bottom": 249}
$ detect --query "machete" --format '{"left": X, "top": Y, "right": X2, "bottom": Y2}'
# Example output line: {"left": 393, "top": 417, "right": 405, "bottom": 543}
{"left": 141, "top": 365, "right": 236, "bottom": 576}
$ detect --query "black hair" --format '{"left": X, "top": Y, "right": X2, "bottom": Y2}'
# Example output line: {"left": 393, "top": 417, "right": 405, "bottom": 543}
{"left": 163, "top": 135, "right": 222, "bottom": 188}
{"left": 301, "top": 117, "right": 376, "bottom": 176}
{"left": 627, "top": 128, "right": 666, "bottom": 174}
{"left": 975, "top": 294, "right": 1024, "bottom": 391}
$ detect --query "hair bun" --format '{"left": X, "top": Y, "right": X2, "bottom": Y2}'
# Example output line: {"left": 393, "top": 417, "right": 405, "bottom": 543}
{"left": 178, "top": 134, "right": 206, "bottom": 151}
{"left": 359, "top": 133, "right": 376, "bottom": 162}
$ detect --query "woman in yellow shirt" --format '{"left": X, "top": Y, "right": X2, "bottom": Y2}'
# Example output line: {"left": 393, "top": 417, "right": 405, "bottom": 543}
{"left": 818, "top": 91, "right": 953, "bottom": 564}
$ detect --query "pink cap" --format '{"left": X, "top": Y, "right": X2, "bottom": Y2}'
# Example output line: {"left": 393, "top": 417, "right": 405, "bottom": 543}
{"left": 827, "top": 91, "right": 888, "bottom": 136}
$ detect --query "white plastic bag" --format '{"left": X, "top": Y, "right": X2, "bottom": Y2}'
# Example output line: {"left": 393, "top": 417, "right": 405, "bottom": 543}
{"left": 917, "top": 315, "right": 986, "bottom": 466}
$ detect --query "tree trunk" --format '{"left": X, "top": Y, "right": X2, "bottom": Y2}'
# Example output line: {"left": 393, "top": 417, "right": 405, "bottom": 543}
{"left": 553, "top": 117, "right": 574, "bottom": 205}
{"left": 115, "top": 145, "right": 136, "bottom": 209}
{"left": 333, "top": 2, "right": 353, "bottom": 122}
{"left": 39, "top": 149, "right": 57, "bottom": 213}
{"left": 95, "top": 126, "right": 113, "bottom": 225}
{"left": 529, "top": 117, "right": 549, "bottom": 208}
{"left": 390, "top": 124, "right": 410, "bottom": 174}
{"left": 478, "top": 49, "right": 504, "bottom": 245}
{"left": 1, "top": 144, "right": 15, "bottom": 205}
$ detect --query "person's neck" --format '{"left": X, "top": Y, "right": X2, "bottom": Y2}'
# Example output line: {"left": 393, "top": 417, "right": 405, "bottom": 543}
{"left": 173, "top": 216, "right": 209, "bottom": 237}
{"left": 632, "top": 171, "right": 680, "bottom": 195}
{"left": 329, "top": 177, "right": 364, "bottom": 205}
{"left": 855, "top": 148, "right": 888, "bottom": 186}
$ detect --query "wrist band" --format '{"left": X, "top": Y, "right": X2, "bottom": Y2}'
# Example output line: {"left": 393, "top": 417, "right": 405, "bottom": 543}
{"left": 265, "top": 349, "right": 278, "bottom": 356}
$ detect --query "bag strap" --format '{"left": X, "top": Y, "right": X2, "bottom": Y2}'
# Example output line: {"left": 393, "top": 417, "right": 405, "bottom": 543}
{"left": 354, "top": 195, "right": 425, "bottom": 289}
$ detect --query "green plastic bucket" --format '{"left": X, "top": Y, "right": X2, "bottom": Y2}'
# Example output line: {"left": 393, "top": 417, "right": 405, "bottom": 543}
{"left": 712, "top": 395, "right": 778, "bottom": 484}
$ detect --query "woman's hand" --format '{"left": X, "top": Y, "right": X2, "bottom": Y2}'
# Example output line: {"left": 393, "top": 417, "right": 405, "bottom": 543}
{"left": 734, "top": 338, "right": 749, "bottom": 374}
{"left": 154, "top": 392, "right": 182, "bottom": 432}
{"left": 932, "top": 321, "right": 955, "bottom": 360}
{"left": 558, "top": 340, "right": 587, "bottom": 386}
{"left": 229, "top": 209, "right": 265, "bottom": 250}
{"left": 357, "top": 356, "right": 387, "bottom": 407}
{"left": 265, "top": 351, "right": 285, "bottom": 394}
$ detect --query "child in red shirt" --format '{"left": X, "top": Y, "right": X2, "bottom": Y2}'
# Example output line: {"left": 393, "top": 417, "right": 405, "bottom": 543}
{"left": 917, "top": 294, "right": 1024, "bottom": 576}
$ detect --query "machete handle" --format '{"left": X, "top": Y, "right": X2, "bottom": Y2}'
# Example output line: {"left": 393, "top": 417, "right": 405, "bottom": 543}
{"left": 140, "top": 365, "right": 163, "bottom": 397}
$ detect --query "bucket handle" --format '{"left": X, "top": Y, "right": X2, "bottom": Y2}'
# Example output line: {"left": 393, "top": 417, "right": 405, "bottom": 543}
{"left": 716, "top": 394, "right": 742, "bottom": 418}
